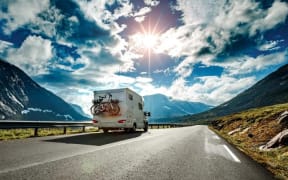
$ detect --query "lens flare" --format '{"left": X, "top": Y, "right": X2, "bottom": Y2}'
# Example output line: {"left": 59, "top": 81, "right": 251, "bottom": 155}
{"left": 131, "top": 33, "right": 159, "bottom": 50}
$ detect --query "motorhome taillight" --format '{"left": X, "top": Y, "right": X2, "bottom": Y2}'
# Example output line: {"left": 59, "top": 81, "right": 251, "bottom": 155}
{"left": 92, "top": 120, "right": 98, "bottom": 123}
{"left": 118, "top": 120, "right": 126, "bottom": 123}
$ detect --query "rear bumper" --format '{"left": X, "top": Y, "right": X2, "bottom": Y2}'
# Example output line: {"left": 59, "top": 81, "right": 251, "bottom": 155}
{"left": 92, "top": 121, "right": 132, "bottom": 129}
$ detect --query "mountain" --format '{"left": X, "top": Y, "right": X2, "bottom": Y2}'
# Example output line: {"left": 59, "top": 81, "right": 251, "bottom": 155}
{"left": 0, "top": 59, "right": 87, "bottom": 121}
{"left": 185, "top": 63, "right": 288, "bottom": 123}
{"left": 144, "top": 94, "right": 213, "bottom": 122}
{"left": 70, "top": 103, "right": 91, "bottom": 118}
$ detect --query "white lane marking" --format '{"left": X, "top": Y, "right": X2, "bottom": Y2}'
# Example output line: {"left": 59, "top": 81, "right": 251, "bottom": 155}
{"left": 0, "top": 133, "right": 163, "bottom": 174}
{"left": 223, "top": 145, "right": 241, "bottom": 163}
{"left": 213, "top": 135, "right": 220, "bottom": 140}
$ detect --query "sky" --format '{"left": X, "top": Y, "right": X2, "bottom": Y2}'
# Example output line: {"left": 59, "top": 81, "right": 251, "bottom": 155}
{"left": 0, "top": 0, "right": 288, "bottom": 115}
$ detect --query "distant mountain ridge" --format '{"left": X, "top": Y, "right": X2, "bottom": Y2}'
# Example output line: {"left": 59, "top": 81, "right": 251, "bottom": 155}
{"left": 0, "top": 59, "right": 87, "bottom": 120}
{"left": 144, "top": 94, "right": 213, "bottom": 122}
{"left": 186, "top": 63, "right": 288, "bottom": 123}
{"left": 70, "top": 103, "right": 91, "bottom": 118}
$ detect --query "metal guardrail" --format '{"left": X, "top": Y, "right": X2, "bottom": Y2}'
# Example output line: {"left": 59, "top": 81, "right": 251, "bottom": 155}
{"left": 148, "top": 123, "right": 186, "bottom": 129}
{"left": 0, "top": 121, "right": 187, "bottom": 137}
{"left": 0, "top": 120, "right": 93, "bottom": 136}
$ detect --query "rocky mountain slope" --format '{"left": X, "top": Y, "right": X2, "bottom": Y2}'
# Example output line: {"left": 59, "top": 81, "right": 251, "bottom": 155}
{"left": 185, "top": 64, "right": 288, "bottom": 123}
{"left": 210, "top": 103, "right": 288, "bottom": 179}
{"left": 0, "top": 59, "right": 87, "bottom": 120}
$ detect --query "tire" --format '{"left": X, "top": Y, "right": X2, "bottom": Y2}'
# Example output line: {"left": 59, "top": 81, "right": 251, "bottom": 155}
{"left": 103, "top": 129, "right": 109, "bottom": 133}
{"left": 144, "top": 123, "right": 148, "bottom": 132}
{"left": 131, "top": 123, "right": 136, "bottom": 133}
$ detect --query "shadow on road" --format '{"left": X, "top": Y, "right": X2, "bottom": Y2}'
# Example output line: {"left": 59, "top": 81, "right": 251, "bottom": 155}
{"left": 44, "top": 131, "right": 144, "bottom": 146}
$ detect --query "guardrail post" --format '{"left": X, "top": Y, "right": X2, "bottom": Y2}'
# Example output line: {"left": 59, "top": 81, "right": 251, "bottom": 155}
{"left": 82, "top": 126, "right": 85, "bottom": 133}
{"left": 63, "top": 127, "right": 67, "bottom": 134}
{"left": 34, "top": 128, "right": 38, "bottom": 137}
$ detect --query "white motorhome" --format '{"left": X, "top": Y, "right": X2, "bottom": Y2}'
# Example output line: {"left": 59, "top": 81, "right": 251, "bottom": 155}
{"left": 90, "top": 88, "right": 149, "bottom": 133}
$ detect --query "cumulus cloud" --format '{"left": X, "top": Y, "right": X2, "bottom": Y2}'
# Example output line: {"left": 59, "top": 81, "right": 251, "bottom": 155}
{"left": 134, "top": 2, "right": 288, "bottom": 105}
{"left": 76, "top": 0, "right": 133, "bottom": 30}
{"left": 27, "top": 6, "right": 64, "bottom": 38}
{"left": 250, "top": 1, "right": 288, "bottom": 36}
{"left": 175, "top": 0, "right": 226, "bottom": 25}
{"left": 225, "top": 50, "right": 288, "bottom": 75}
{"left": 157, "top": 0, "right": 288, "bottom": 78}
{"left": 7, "top": 35, "right": 53, "bottom": 75}
{"left": 0, "top": 0, "right": 49, "bottom": 34}
{"left": 163, "top": 75, "right": 256, "bottom": 106}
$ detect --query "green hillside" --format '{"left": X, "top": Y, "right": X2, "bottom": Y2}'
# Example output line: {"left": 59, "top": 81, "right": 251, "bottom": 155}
{"left": 210, "top": 103, "right": 288, "bottom": 179}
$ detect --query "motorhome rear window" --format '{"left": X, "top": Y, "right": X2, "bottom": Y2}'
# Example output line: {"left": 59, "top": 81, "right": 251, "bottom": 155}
{"left": 138, "top": 103, "right": 143, "bottom": 110}
{"left": 128, "top": 94, "right": 133, "bottom": 100}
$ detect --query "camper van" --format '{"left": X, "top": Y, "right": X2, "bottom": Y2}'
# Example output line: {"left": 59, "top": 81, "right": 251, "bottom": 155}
{"left": 90, "top": 88, "right": 149, "bottom": 133}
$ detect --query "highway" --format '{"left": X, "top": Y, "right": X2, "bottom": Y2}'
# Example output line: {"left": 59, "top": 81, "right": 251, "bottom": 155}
{"left": 0, "top": 126, "right": 275, "bottom": 180}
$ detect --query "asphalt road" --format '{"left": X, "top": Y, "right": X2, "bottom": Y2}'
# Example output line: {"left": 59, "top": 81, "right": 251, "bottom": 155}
{"left": 0, "top": 126, "right": 275, "bottom": 180}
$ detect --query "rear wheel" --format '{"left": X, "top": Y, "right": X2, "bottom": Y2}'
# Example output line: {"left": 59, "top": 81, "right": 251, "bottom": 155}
{"left": 131, "top": 123, "right": 136, "bottom": 133}
{"left": 144, "top": 122, "right": 148, "bottom": 132}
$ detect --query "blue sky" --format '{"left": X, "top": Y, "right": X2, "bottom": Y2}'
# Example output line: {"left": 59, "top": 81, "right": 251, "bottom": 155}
{"left": 0, "top": 0, "right": 288, "bottom": 115}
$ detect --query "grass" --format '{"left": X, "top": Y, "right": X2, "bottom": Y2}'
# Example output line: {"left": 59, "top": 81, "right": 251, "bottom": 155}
{"left": 0, "top": 127, "right": 99, "bottom": 141}
{"left": 0, "top": 124, "right": 176, "bottom": 141}
{"left": 210, "top": 102, "right": 288, "bottom": 179}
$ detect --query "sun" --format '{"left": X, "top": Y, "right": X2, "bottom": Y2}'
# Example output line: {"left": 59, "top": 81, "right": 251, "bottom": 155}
{"left": 129, "top": 18, "right": 161, "bottom": 51}
{"left": 131, "top": 32, "right": 159, "bottom": 51}
{"left": 141, "top": 34, "right": 158, "bottom": 49}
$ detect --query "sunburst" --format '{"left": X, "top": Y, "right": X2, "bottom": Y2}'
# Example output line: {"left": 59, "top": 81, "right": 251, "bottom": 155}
{"left": 130, "top": 17, "right": 162, "bottom": 53}
{"left": 128, "top": 16, "right": 164, "bottom": 84}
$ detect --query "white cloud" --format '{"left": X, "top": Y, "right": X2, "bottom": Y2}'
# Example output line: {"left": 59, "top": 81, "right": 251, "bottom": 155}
{"left": 134, "top": 16, "right": 146, "bottom": 22}
{"left": 153, "top": 67, "right": 171, "bottom": 75}
{"left": 175, "top": 0, "right": 226, "bottom": 25}
{"left": 72, "top": 0, "right": 138, "bottom": 77}
{"left": 133, "top": 73, "right": 256, "bottom": 106}
{"left": 113, "top": 1, "right": 134, "bottom": 20}
{"left": 76, "top": 0, "right": 109, "bottom": 30}
{"left": 7, "top": 35, "right": 53, "bottom": 75}
{"left": 250, "top": 1, "right": 288, "bottom": 36}
{"left": 144, "top": 0, "right": 160, "bottom": 7}
{"left": 28, "top": 6, "right": 64, "bottom": 38}
{"left": 133, "top": 7, "right": 151, "bottom": 22}
{"left": 76, "top": 0, "right": 133, "bottom": 30}
{"left": 165, "top": 75, "right": 255, "bottom": 105}
{"left": 134, "top": 7, "right": 151, "bottom": 17}
{"left": 225, "top": 50, "right": 288, "bottom": 75}
{"left": 137, "top": 83, "right": 168, "bottom": 97}
{"left": 0, "top": 40, "right": 13, "bottom": 49}
{"left": 156, "top": 0, "right": 288, "bottom": 79}
{"left": 0, "top": 40, "right": 13, "bottom": 59}
{"left": 258, "top": 40, "right": 283, "bottom": 51}
{"left": 136, "top": 77, "right": 153, "bottom": 83}
{"left": 0, "top": 0, "right": 49, "bottom": 34}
